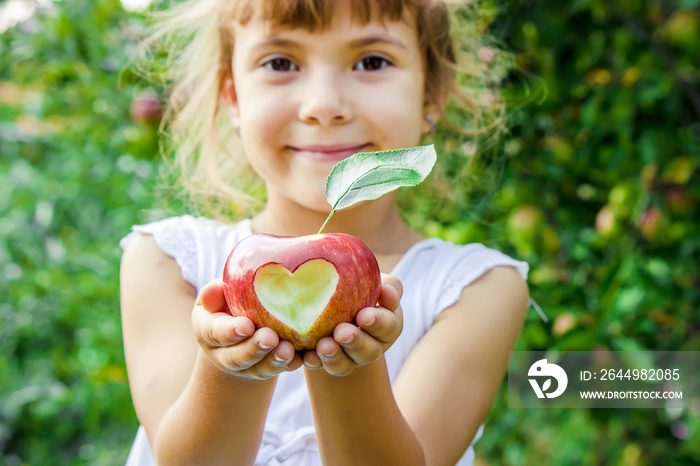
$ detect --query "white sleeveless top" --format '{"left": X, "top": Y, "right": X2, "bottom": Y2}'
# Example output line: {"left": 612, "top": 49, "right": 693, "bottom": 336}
{"left": 120, "top": 215, "right": 529, "bottom": 466}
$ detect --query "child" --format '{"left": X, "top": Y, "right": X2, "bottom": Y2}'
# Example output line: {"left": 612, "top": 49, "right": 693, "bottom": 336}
{"left": 120, "top": 0, "right": 530, "bottom": 464}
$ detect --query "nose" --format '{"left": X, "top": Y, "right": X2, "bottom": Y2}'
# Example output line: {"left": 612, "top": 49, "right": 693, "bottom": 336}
{"left": 297, "top": 67, "right": 353, "bottom": 126}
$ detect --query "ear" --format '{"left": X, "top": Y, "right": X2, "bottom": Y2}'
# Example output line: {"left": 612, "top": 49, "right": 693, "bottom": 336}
{"left": 422, "top": 98, "right": 440, "bottom": 134}
{"left": 221, "top": 75, "right": 240, "bottom": 128}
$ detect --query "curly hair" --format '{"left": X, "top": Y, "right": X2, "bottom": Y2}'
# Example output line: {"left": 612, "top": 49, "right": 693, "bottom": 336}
{"left": 137, "top": 0, "right": 512, "bottom": 221}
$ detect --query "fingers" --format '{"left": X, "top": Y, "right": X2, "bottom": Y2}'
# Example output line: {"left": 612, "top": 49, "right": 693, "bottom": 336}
{"left": 304, "top": 276, "right": 405, "bottom": 377}
{"left": 308, "top": 309, "right": 398, "bottom": 377}
{"left": 206, "top": 327, "right": 300, "bottom": 378}
{"left": 336, "top": 323, "right": 384, "bottom": 363}
{"left": 208, "top": 326, "right": 277, "bottom": 368}
{"left": 354, "top": 305, "right": 403, "bottom": 344}
{"left": 306, "top": 336, "right": 367, "bottom": 377}
{"left": 193, "top": 305, "right": 255, "bottom": 348}
{"left": 193, "top": 275, "right": 405, "bottom": 379}
{"left": 302, "top": 350, "right": 324, "bottom": 371}
{"left": 220, "top": 335, "right": 304, "bottom": 379}
{"left": 309, "top": 328, "right": 383, "bottom": 376}
{"left": 196, "top": 279, "right": 228, "bottom": 313}
{"left": 380, "top": 273, "right": 403, "bottom": 310}
{"left": 192, "top": 299, "right": 300, "bottom": 379}
{"left": 256, "top": 339, "right": 303, "bottom": 376}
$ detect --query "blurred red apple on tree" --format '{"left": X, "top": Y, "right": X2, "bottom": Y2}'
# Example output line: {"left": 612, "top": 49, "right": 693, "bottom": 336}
{"left": 638, "top": 205, "right": 670, "bottom": 242}
{"left": 130, "top": 91, "right": 163, "bottom": 125}
{"left": 222, "top": 233, "right": 382, "bottom": 350}
{"left": 595, "top": 205, "right": 621, "bottom": 238}
{"left": 664, "top": 185, "right": 695, "bottom": 215}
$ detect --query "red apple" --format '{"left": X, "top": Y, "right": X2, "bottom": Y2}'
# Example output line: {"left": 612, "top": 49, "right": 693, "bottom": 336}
{"left": 130, "top": 91, "right": 162, "bottom": 125}
{"left": 664, "top": 185, "right": 695, "bottom": 215}
{"left": 222, "top": 233, "right": 382, "bottom": 350}
{"left": 639, "top": 205, "right": 666, "bottom": 240}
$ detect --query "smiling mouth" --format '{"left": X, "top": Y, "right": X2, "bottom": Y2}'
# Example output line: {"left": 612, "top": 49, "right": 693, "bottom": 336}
{"left": 290, "top": 144, "right": 370, "bottom": 163}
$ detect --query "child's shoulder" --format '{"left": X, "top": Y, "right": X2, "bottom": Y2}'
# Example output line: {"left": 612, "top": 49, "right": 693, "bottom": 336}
{"left": 122, "top": 214, "right": 246, "bottom": 237}
{"left": 120, "top": 215, "right": 253, "bottom": 291}
{"left": 120, "top": 214, "right": 251, "bottom": 247}
{"left": 397, "top": 237, "right": 529, "bottom": 316}
{"left": 402, "top": 236, "right": 529, "bottom": 281}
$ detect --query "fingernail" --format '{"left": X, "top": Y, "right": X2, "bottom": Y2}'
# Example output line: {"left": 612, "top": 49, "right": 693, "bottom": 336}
{"left": 304, "top": 360, "right": 322, "bottom": 369}
{"left": 258, "top": 342, "right": 274, "bottom": 351}
{"left": 319, "top": 349, "right": 338, "bottom": 361}
{"left": 340, "top": 334, "right": 355, "bottom": 346}
{"left": 272, "top": 353, "right": 290, "bottom": 366}
{"left": 234, "top": 328, "right": 248, "bottom": 338}
{"left": 363, "top": 316, "right": 376, "bottom": 328}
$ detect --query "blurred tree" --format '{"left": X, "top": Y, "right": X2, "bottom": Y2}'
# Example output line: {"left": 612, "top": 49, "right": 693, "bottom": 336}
{"left": 1, "top": 0, "right": 162, "bottom": 464}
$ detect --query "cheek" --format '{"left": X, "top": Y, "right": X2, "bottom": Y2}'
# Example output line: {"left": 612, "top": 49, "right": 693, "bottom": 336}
{"left": 368, "top": 100, "right": 424, "bottom": 146}
{"left": 361, "top": 77, "right": 426, "bottom": 142}
{"left": 237, "top": 90, "right": 292, "bottom": 146}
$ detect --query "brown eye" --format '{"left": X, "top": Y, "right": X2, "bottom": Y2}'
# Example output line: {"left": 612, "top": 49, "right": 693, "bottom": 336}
{"left": 355, "top": 55, "right": 391, "bottom": 71}
{"left": 263, "top": 57, "right": 298, "bottom": 72}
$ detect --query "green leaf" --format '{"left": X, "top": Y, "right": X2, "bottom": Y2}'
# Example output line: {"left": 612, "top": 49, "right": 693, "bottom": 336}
{"left": 325, "top": 144, "right": 437, "bottom": 211}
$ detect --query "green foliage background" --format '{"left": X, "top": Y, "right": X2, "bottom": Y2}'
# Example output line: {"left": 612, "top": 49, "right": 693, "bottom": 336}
{"left": 0, "top": 0, "right": 698, "bottom": 464}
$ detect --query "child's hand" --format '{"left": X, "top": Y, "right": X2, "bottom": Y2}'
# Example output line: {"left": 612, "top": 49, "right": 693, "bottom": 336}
{"left": 192, "top": 279, "right": 303, "bottom": 380}
{"left": 303, "top": 274, "right": 403, "bottom": 376}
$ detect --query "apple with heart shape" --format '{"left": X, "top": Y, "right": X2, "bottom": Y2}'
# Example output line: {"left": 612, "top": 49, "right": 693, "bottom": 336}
{"left": 222, "top": 233, "right": 382, "bottom": 351}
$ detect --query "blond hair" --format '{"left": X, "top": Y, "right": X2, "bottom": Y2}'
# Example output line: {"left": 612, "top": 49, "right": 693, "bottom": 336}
{"left": 137, "top": 0, "right": 512, "bottom": 222}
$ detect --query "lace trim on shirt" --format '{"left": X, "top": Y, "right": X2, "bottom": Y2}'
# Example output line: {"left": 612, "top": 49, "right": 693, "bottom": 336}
{"left": 435, "top": 244, "right": 530, "bottom": 316}
{"left": 130, "top": 218, "right": 200, "bottom": 288}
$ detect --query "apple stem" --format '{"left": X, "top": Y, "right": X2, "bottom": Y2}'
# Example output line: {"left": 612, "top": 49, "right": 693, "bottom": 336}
{"left": 317, "top": 210, "right": 335, "bottom": 234}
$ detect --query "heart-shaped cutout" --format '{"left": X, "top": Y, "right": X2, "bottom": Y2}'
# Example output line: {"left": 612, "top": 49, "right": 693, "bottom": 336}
{"left": 253, "top": 259, "right": 340, "bottom": 334}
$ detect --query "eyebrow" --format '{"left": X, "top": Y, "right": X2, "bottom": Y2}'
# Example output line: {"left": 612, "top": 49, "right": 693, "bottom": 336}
{"left": 347, "top": 35, "right": 408, "bottom": 50}
{"left": 250, "top": 34, "right": 408, "bottom": 53}
{"left": 250, "top": 38, "right": 300, "bottom": 51}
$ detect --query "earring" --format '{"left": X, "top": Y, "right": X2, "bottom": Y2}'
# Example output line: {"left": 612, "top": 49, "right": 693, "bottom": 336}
{"left": 426, "top": 115, "right": 436, "bottom": 134}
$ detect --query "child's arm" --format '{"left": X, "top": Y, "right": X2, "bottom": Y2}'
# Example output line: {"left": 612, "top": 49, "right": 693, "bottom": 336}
{"left": 120, "top": 233, "right": 301, "bottom": 465}
{"left": 304, "top": 266, "right": 528, "bottom": 466}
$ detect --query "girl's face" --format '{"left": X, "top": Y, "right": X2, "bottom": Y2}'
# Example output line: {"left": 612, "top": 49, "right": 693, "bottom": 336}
{"left": 224, "top": 6, "right": 432, "bottom": 213}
